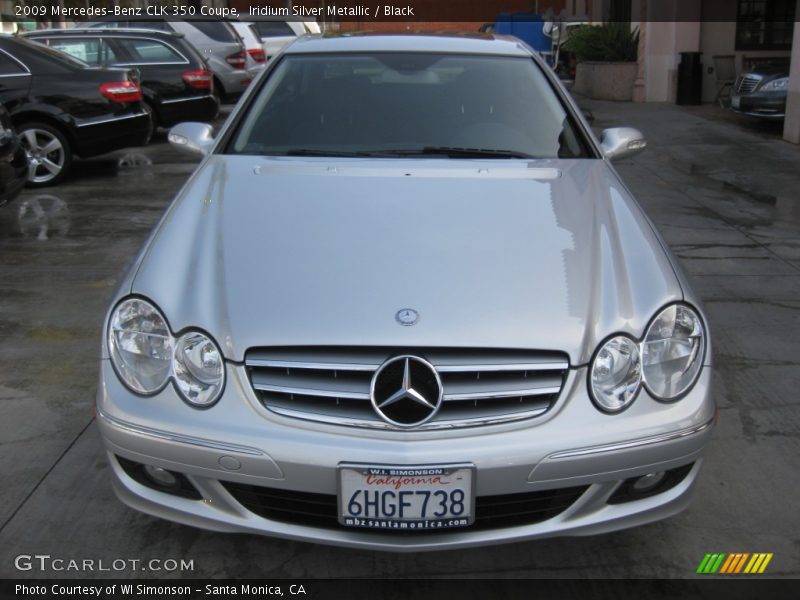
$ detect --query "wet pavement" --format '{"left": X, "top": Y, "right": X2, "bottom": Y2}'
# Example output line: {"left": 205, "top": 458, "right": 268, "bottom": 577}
{"left": 1, "top": 100, "right": 799, "bottom": 579}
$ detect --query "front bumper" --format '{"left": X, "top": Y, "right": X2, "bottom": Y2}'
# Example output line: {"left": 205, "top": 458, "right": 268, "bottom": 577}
{"left": 730, "top": 92, "right": 786, "bottom": 119}
{"left": 96, "top": 360, "right": 715, "bottom": 551}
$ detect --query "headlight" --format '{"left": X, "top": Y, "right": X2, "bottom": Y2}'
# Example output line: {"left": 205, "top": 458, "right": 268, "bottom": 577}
{"left": 108, "top": 297, "right": 225, "bottom": 407}
{"left": 108, "top": 298, "right": 173, "bottom": 394}
{"left": 173, "top": 331, "right": 225, "bottom": 407}
{"left": 642, "top": 304, "right": 705, "bottom": 400}
{"left": 760, "top": 77, "right": 788, "bottom": 92}
{"left": 589, "top": 336, "right": 642, "bottom": 413}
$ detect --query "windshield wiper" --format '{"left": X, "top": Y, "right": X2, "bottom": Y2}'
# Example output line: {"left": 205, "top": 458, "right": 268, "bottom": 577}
{"left": 261, "top": 149, "right": 376, "bottom": 157}
{"left": 257, "top": 147, "right": 537, "bottom": 159}
{"left": 376, "top": 147, "right": 538, "bottom": 159}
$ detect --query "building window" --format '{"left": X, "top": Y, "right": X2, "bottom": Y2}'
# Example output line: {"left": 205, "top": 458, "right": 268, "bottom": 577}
{"left": 735, "top": 0, "right": 795, "bottom": 50}
{"left": 608, "top": 0, "right": 632, "bottom": 23}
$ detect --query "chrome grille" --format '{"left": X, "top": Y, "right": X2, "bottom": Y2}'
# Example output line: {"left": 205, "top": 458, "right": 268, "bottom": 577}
{"left": 734, "top": 74, "right": 762, "bottom": 95}
{"left": 244, "top": 347, "right": 569, "bottom": 429}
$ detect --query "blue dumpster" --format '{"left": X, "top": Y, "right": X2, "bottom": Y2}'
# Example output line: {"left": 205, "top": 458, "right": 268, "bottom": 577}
{"left": 494, "top": 13, "right": 552, "bottom": 62}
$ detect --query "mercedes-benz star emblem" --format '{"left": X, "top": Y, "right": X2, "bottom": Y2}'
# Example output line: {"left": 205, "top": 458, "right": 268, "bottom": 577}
{"left": 395, "top": 308, "right": 419, "bottom": 326}
{"left": 370, "top": 355, "right": 443, "bottom": 427}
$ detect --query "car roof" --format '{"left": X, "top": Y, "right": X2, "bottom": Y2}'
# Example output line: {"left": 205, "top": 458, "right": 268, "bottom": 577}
{"left": 23, "top": 27, "right": 185, "bottom": 39}
{"left": 283, "top": 34, "right": 534, "bottom": 57}
{"left": 92, "top": 14, "right": 222, "bottom": 21}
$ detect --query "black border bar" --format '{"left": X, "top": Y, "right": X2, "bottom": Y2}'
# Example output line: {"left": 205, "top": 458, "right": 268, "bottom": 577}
{"left": 4, "top": 579, "right": 800, "bottom": 600}
{"left": 8, "top": 0, "right": 800, "bottom": 23}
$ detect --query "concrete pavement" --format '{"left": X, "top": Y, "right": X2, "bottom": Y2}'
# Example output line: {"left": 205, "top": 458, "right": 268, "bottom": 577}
{"left": 0, "top": 100, "right": 798, "bottom": 578}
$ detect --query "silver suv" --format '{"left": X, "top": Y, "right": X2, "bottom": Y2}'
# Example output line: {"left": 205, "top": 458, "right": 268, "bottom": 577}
{"left": 244, "top": 17, "right": 321, "bottom": 59}
{"left": 86, "top": 17, "right": 255, "bottom": 100}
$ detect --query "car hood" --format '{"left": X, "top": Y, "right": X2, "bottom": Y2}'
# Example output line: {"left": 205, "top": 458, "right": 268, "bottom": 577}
{"left": 746, "top": 65, "right": 789, "bottom": 79}
{"left": 131, "top": 156, "right": 683, "bottom": 365}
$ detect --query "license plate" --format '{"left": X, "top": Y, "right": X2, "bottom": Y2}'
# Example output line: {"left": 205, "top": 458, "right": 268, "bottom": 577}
{"left": 338, "top": 464, "right": 474, "bottom": 531}
{"left": 731, "top": 95, "right": 741, "bottom": 109}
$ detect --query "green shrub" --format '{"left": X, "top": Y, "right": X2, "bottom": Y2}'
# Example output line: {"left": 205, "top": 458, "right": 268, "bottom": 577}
{"left": 564, "top": 23, "right": 640, "bottom": 63}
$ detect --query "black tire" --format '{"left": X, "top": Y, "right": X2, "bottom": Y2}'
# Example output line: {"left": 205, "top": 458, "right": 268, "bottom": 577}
{"left": 17, "top": 121, "right": 72, "bottom": 188}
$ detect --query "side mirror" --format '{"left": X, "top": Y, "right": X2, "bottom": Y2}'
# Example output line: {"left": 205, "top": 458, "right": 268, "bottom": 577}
{"left": 600, "top": 127, "right": 647, "bottom": 161}
{"left": 168, "top": 122, "right": 214, "bottom": 156}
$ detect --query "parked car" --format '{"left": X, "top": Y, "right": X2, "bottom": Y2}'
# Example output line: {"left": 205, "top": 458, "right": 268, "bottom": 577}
{"left": 0, "top": 35, "right": 149, "bottom": 186}
{"left": 730, "top": 64, "right": 789, "bottom": 120}
{"left": 245, "top": 17, "right": 320, "bottom": 59}
{"left": 86, "top": 17, "right": 255, "bottom": 101}
{"left": 0, "top": 103, "right": 28, "bottom": 206}
{"left": 98, "top": 35, "right": 714, "bottom": 551}
{"left": 24, "top": 28, "right": 218, "bottom": 142}
{"left": 229, "top": 21, "right": 266, "bottom": 69}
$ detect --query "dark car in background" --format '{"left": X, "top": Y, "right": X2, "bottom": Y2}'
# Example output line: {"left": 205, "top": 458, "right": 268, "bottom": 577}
{"left": 0, "top": 35, "right": 149, "bottom": 186}
{"left": 0, "top": 103, "right": 28, "bottom": 205}
{"left": 730, "top": 65, "right": 789, "bottom": 120}
{"left": 24, "top": 28, "right": 218, "bottom": 141}
{"left": 86, "top": 17, "right": 256, "bottom": 102}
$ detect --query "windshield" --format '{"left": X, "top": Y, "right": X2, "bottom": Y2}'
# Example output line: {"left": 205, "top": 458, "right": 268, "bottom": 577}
{"left": 227, "top": 53, "right": 590, "bottom": 159}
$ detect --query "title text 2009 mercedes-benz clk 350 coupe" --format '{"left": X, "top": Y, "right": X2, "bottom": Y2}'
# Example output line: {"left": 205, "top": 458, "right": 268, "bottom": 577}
{"left": 97, "top": 34, "right": 715, "bottom": 551}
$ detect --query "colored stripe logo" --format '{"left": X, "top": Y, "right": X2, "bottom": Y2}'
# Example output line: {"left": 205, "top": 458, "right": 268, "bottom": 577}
{"left": 697, "top": 553, "right": 773, "bottom": 574}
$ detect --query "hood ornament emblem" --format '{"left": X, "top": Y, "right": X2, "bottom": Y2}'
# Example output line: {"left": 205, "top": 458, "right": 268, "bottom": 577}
{"left": 370, "top": 356, "right": 443, "bottom": 427}
{"left": 395, "top": 308, "right": 419, "bottom": 326}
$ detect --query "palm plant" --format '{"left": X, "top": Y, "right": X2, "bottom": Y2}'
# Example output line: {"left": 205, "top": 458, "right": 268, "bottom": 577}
{"left": 564, "top": 22, "right": 640, "bottom": 63}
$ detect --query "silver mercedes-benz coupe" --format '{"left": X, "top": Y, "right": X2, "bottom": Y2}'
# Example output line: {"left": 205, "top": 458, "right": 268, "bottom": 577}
{"left": 97, "top": 34, "right": 715, "bottom": 551}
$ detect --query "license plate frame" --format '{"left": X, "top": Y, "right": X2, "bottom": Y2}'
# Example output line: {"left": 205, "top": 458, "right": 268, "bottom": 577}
{"left": 337, "top": 463, "right": 475, "bottom": 531}
{"left": 731, "top": 95, "right": 741, "bottom": 109}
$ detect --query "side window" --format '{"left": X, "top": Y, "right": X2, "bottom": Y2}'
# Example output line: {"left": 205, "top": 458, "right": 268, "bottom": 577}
{"left": 116, "top": 38, "right": 186, "bottom": 64}
{"left": 190, "top": 21, "right": 238, "bottom": 43}
{"left": 253, "top": 21, "right": 297, "bottom": 38}
{"left": 0, "top": 52, "right": 26, "bottom": 75}
{"left": 45, "top": 38, "right": 101, "bottom": 65}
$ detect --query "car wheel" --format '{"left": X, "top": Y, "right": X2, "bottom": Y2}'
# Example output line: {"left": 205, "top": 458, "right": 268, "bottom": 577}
{"left": 18, "top": 122, "right": 72, "bottom": 187}
{"left": 142, "top": 102, "right": 156, "bottom": 145}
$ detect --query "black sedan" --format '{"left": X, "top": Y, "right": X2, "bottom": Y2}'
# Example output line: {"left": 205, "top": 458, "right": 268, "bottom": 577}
{"left": 0, "top": 35, "right": 150, "bottom": 186}
{"left": 730, "top": 65, "right": 789, "bottom": 120}
{"left": 24, "top": 28, "right": 218, "bottom": 141}
{"left": 0, "top": 103, "right": 28, "bottom": 206}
